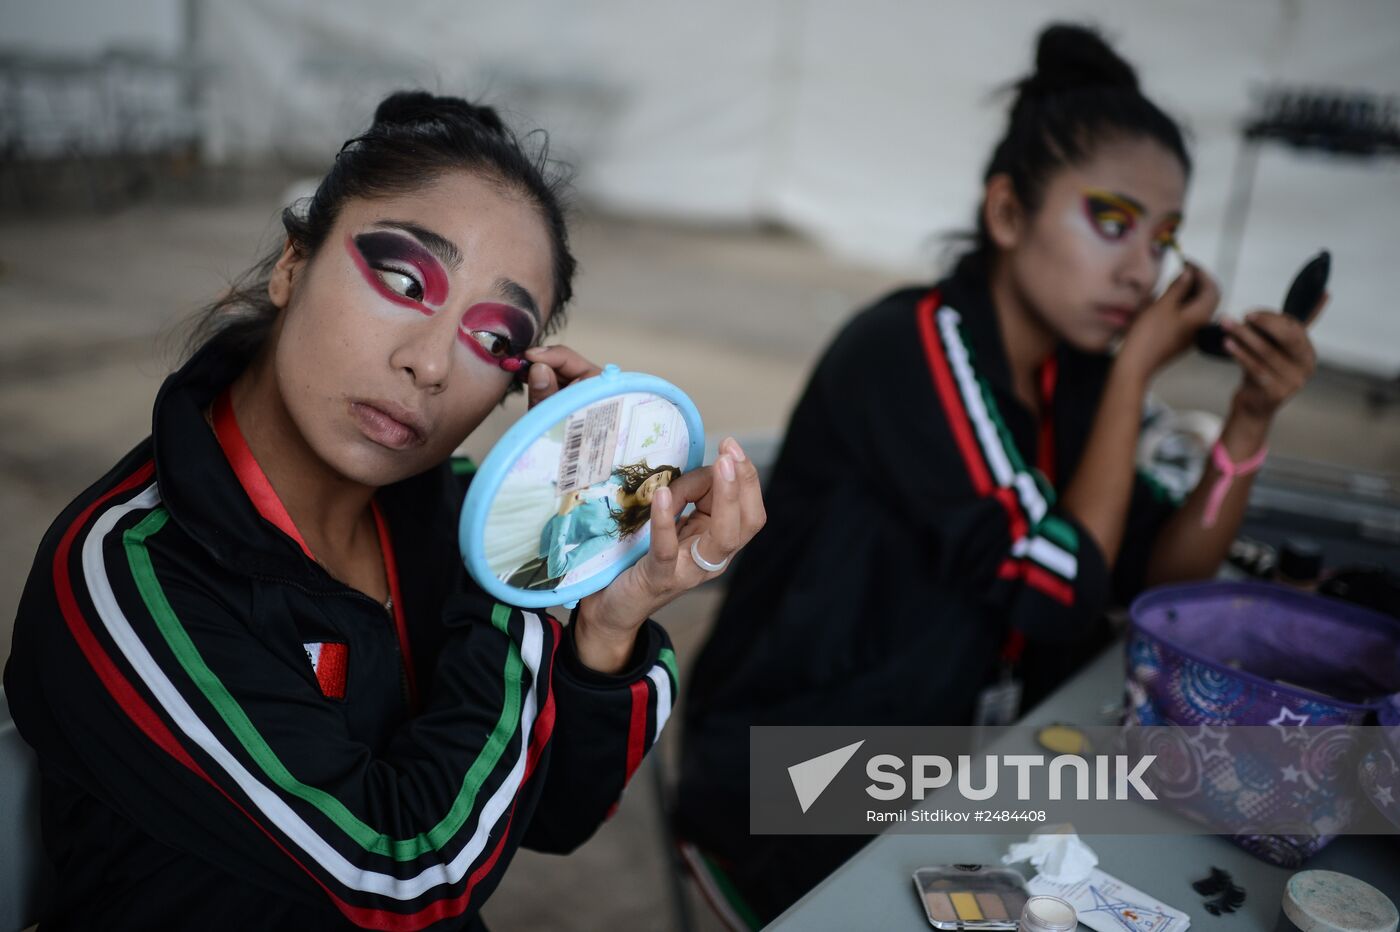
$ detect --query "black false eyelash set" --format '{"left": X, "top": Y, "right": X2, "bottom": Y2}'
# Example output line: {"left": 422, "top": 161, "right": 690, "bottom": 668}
{"left": 1192, "top": 866, "right": 1247, "bottom": 916}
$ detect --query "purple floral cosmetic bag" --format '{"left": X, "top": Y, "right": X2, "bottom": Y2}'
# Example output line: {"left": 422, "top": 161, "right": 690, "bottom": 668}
{"left": 1126, "top": 581, "right": 1400, "bottom": 867}
{"left": 1359, "top": 692, "right": 1400, "bottom": 835}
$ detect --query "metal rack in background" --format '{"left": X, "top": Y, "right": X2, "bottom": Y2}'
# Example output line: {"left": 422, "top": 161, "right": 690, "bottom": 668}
{"left": 1215, "top": 85, "right": 1400, "bottom": 406}
{"left": 0, "top": 46, "right": 214, "bottom": 211}
{"left": 1215, "top": 85, "right": 1400, "bottom": 305}
{"left": 1243, "top": 454, "right": 1400, "bottom": 571}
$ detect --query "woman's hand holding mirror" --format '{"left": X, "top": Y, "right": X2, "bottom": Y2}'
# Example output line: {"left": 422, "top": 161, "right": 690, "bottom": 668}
{"left": 573, "top": 437, "right": 765, "bottom": 674}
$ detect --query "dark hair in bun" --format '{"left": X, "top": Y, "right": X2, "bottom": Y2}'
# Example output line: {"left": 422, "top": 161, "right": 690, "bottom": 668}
{"left": 188, "top": 90, "right": 575, "bottom": 368}
{"left": 967, "top": 23, "right": 1190, "bottom": 265}
{"left": 1021, "top": 22, "right": 1140, "bottom": 97}
{"left": 372, "top": 90, "right": 508, "bottom": 136}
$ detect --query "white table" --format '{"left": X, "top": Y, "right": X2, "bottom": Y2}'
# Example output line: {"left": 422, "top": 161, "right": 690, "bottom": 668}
{"left": 767, "top": 640, "right": 1400, "bottom": 930}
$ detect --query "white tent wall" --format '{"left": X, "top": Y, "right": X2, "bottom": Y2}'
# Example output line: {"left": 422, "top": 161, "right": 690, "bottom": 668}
{"left": 196, "top": 0, "right": 787, "bottom": 221}
{"left": 0, "top": 0, "right": 182, "bottom": 53}
{"left": 15, "top": 0, "right": 1398, "bottom": 375}
{"left": 760, "top": 0, "right": 1400, "bottom": 375}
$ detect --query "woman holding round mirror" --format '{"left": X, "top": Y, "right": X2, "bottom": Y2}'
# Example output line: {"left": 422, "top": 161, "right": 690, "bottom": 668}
{"left": 4, "top": 91, "right": 764, "bottom": 930}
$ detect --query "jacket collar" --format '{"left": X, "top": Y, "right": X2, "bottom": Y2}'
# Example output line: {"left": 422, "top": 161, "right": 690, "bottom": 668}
{"left": 934, "top": 254, "right": 1115, "bottom": 485}
{"left": 150, "top": 341, "right": 458, "bottom": 588}
{"left": 936, "top": 254, "right": 1017, "bottom": 398}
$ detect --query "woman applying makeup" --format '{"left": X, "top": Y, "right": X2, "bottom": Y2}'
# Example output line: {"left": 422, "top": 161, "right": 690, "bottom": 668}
{"left": 4, "top": 91, "right": 765, "bottom": 931}
{"left": 677, "top": 24, "right": 1322, "bottom": 922}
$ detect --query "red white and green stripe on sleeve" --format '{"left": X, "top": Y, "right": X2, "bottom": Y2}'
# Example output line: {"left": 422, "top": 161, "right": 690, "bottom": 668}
{"left": 916, "top": 293, "right": 1079, "bottom": 606}
{"left": 623, "top": 646, "right": 678, "bottom": 783}
{"left": 56, "top": 470, "right": 560, "bottom": 928}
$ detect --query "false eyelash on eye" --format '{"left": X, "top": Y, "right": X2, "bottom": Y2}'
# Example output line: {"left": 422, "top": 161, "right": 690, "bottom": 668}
{"left": 1087, "top": 211, "right": 1133, "bottom": 235}
{"left": 1095, "top": 210, "right": 1130, "bottom": 224}
{"left": 373, "top": 266, "right": 425, "bottom": 301}
{"left": 465, "top": 330, "right": 519, "bottom": 358}
{"left": 378, "top": 265, "right": 422, "bottom": 286}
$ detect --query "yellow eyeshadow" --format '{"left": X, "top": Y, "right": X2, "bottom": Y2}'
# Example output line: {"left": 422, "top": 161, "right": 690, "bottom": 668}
{"left": 950, "top": 891, "right": 985, "bottom": 920}
{"left": 1085, "top": 189, "right": 1141, "bottom": 214}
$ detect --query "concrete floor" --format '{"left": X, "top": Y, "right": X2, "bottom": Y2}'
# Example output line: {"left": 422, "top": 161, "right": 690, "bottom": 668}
{"left": 2, "top": 186, "right": 1398, "bottom": 930}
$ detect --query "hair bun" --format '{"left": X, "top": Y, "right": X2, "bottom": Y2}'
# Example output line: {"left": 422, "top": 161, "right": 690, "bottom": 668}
{"left": 1024, "top": 23, "right": 1139, "bottom": 97}
{"left": 372, "top": 90, "right": 506, "bottom": 135}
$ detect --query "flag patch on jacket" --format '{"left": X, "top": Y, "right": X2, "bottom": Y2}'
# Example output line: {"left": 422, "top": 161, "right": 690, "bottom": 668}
{"left": 303, "top": 642, "right": 348, "bottom": 699}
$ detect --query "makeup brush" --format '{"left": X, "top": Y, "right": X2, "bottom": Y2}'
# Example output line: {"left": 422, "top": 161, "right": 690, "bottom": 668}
{"left": 500, "top": 356, "right": 532, "bottom": 381}
{"left": 1168, "top": 243, "right": 1202, "bottom": 304}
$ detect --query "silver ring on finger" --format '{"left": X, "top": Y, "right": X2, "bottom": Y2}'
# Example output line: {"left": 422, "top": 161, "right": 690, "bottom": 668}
{"left": 689, "top": 537, "right": 731, "bottom": 573}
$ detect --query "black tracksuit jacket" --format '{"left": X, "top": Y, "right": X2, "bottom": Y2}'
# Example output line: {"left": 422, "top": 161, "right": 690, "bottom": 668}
{"left": 677, "top": 259, "right": 1180, "bottom": 919}
{"left": 5, "top": 344, "right": 677, "bottom": 930}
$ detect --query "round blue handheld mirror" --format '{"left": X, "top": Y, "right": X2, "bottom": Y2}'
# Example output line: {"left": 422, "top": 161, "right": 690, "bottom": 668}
{"left": 459, "top": 365, "right": 705, "bottom": 609}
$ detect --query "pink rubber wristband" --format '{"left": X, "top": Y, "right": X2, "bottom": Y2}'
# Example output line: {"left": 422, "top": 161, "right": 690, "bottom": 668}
{"left": 1202, "top": 439, "right": 1267, "bottom": 528}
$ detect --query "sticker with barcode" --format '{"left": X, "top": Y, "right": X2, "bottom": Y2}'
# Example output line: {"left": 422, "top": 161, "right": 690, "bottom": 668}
{"left": 482, "top": 390, "right": 692, "bottom": 593}
{"left": 557, "top": 399, "right": 621, "bottom": 493}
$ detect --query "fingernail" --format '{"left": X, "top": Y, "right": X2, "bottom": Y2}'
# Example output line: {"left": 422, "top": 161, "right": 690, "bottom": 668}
{"left": 718, "top": 455, "right": 736, "bottom": 482}
{"left": 655, "top": 487, "right": 671, "bottom": 511}
{"left": 727, "top": 438, "right": 747, "bottom": 461}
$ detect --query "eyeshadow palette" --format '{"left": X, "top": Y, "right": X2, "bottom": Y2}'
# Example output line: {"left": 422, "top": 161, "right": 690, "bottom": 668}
{"left": 913, "top": 865, "right": 1031, "bottom": 930}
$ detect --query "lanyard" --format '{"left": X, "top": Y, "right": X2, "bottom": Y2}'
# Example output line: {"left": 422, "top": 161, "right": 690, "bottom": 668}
{"left": 1004, "top": 356, "right": 1059, "bottom": 672}
{"left": 211, "top": 389, "right": 419, "bottom": 709}
{"left": 1036, "top": 354, "right": 1058, "bottom": 485}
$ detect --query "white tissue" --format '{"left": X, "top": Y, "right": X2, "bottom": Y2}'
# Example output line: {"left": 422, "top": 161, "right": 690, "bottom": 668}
{"left": 1001, "top": 828, "right": 1098, "bottom": 883}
